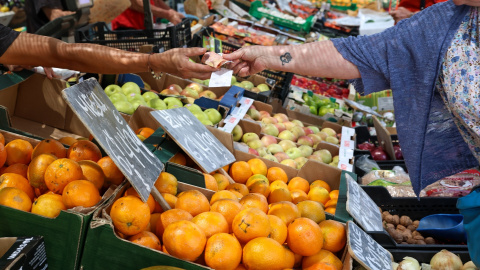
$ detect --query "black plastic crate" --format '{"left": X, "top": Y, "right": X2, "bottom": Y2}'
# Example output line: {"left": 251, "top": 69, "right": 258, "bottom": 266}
{"left": 385, "top": 249, "right": 471, "bottom": 266}
{"left": 353, "top": 158, "right": 408, "bottom": 179}
{"left": 361, "top": 186, "right": 466, "bottom": 250}
{"left": 74, "top": 20, "right": 190, "bottom": 52}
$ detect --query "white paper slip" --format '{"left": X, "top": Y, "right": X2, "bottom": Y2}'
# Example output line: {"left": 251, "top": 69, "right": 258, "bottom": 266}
{"left": 209, "top": 68, "right": 234, "bottom": 87}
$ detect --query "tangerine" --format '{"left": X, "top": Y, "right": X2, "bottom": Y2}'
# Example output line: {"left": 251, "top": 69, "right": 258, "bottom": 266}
{"left": 44, "top": 158, "right": 83, "bottom": 194}
{"left": 31, "top": 139, "right": 67, "bottom": 159}
{"left": 58, "top": 136, "right": 77, "bottom": 146}
{"left": 97, "top": 156, "right": 124, "bottom": 187}
{"left": 162, "top": 220, "right": 206, "bottom": 261}
{"left": 212, "top": 173, "right": 229, "bottom": 190}
{"left": 0, "top": 173, "right": 35, "bottom": 200}
{"left": 287, "top": 177, "right": 310, "bottom": 193}
{"left": 175, "top": 190, "right": 210, "bottom": 217}
{"left": 204, "top": 233, "right": 242, "bottom": 270}
{"left": 239, "top": 193, "right": 269, "bottom": 213}
{"left": 242, "top": 237, "right": 294, "bottom": 270}
{"left": 0, "top": 143, "right": 6, "bottom": 168}
{"left": 229, "top": 161, "right": 252, "bottom": 184}
{"left": 204, "top": 174, "right": 218, "bottom": 191}
{"left": 266, "top": 167, "right": 288, "bottom": 183}
{"left": 0, "top": 133, "right": 4, "bottom": 145}
{"left": 31, "top": 193, "right": 66, "bottom": 218}
{"left": 232, "top": 207, "right": 271, "bottom": 244}
{"left": 155, "top": 208, "right": 193, "bottom": 239}
{"left": 62, "top": 180, "right": 101, "bottom": 208}
{"left": 27, "top": 154, "right": 57, "bottom": 190}
{"left": 308, "top": 186, "right": 331, "bottom": 206}
{"left": 267, "top": 201, "right": 300, "bottom": 225}
{"left": 0, "top": 187, "right": 32, "bottom": 212}
{"left": 124, "top": 186, "right": 155, "bottom": 213}
{"left": 135, "top": 127, "right": 155, "bottom": 139}
{"left": 297, "top": 200, "right": 326, "bottom": 223}
{"left": 268, "top": 187, "right": 292, "bottom": 204}
{"left": 210, "top": 199, "right": 242, "bottom": 233}
{"left": 110, "top": 195, "right": 151, "bottom": 236}
{"left": 318, "top": 220, "right": 346, "bottom": 253}
{"left": 310, "top": 180, "right": 331, "bottom": 193}
{"left": 169, "top": 152, "right": 187, "bottom": 166}
{"left": 267, "top": 214, "right": 287, "bottom": 244}
{"left": 128, "top": 231, "right": 161, "bottom": 250}
{"left": 5, "top": 139, "right": 33, "bottom": 166}
{"left": 302, "top": 249, "right": 343, "bottom": 270}
{"left": 245, "top": 174, "right": 270, "bottom": 197}
{"left": 210, "top": 190, "right": 238, "bottom": 205}
{"left": 226, "top": 183, "right": 249, "bottom": 196}
{"left": 78, "top": 160, "right": 105, "bottom": 190}
{"left": 67, "top": 140, "right": 102, "bottom": 162}
{"left": 247, "top": 158, "right": 267, "bottom": 176}
{"left": 304, "top": 262, "right": 337, "bottom": 270}
{"left": 154, "top": 172, "right": 178, "bottom": 195}
{"left": 2, "top": 163, "right": 28, "bottom": 179}
{"left": 191, "top": 211, "right": 229, "bottom": 239}
{"left": 286, "top": 217, "right": 323, "bottom": 256}
{"left": 291, "top": 189, "right": 308, "bottom": 204}
{"left": 329, "top": 190, "right": 339, "bottom": 200}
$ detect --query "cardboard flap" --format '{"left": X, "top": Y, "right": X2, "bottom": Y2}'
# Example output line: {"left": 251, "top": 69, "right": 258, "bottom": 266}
{"left": 238, "top": 119, "right": 261, "bottom": 134}
{"left": 253, "top": 101, "right": 273, "bottom": 114}
{"left": 297, "top": 160, "right": 342, "bottom": 190}
{"left": 206, "top": 125, "right": 235, "bottom": 154}
{"left": 0, "top": 237, "right": 17, "bottom": 258}
{"left": 127, "top": 105, "right": 161, "bottom": 132}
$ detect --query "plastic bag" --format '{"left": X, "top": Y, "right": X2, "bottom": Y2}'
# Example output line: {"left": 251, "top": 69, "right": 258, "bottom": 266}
{"left": 355, "top": 155, "right": 379, "bottom": 173}
{"left": 89, "top": 0, "right": 131, "bottom": 24}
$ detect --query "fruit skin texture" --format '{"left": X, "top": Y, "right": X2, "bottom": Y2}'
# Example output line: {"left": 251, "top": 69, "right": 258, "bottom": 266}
{"left": 128, "top": 231, "right": 162, "bottom": 251}
{"left": 302, "top": 249, "right": 343, "bottom": 270}
{"left": 0, "top": 173, "right": 35, "bottom": 200}
{"left": 162, "top": 220, "right": 206, "bottom": 262}
{"left": 44, "top": 158, "right": 84, "bottom": 194}
{"left": 0, "top": 187, "right": 32, "bottom": 212}
{"left": 174, "top": 190, "right": 210, "bottom": 217}
{"left": 191, "top": 211, "right": 229, "bottom": 239}
{"left": 97, "top": 156, "right": 124, "bottom": 187}
{"left": 67, "top": 140, "right": 102, "bottom": 162}
{"left": 286, "top": 217, "right": 324, "bottom": 256}
{"left": 5, "top": 139, "right": 33, "bottom": 166}
{"left": 242, "top": 237, "right": 295, "bottom": 270}
{"left": 204, "top": 233, "right": 242, "bottom": 270}
{"left": 110, "top": 195, "right": 151, "bottom": 236}
{"left": 318, "top": 220, "right": 347, "bottom": 253}
{"left": 31, "top": 139, "right": 67, "bottom": 160}
{"left": 155, "top": 208, "right": 193, "bottom": 240}
{"left": 27, "top": 154, "right": 58, "bottom": 191}
{"left": 232, "top": 207, "right": 271, "bottom": 244}
{"left": 31, "top": 193, "right": 66, "bottom": 218}
{"left": 62, "top": 180, "right": 101, "bottom": 209}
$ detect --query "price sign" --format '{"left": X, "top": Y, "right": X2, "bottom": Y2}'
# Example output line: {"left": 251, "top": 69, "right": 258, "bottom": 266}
{"left": 151, "top": 108, "right": 236, "bottom": 173}
{"left": 218, "top": 115, "right": 241, "bottom": 133}
{"left": 347, "top": 221, "right": 392, "bottom": 270}
{"left": 62, "top": 79, "right": 163, "bottom": 202}
{"left": 345, "top": 174, "right": 383, "bottom": 231}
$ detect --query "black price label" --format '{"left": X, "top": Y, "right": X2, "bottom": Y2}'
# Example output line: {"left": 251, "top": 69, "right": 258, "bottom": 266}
{"left": 345, "top": 174, "right": 383, "bottom": 231}
{"left": 347, "top": 221, "right": 392, "bottom": 270}
{"left": 151, "top": 108, "right": 235, "bottom": 173}
{"left": 62, "top": 79, "right": 163, "bottom": 202}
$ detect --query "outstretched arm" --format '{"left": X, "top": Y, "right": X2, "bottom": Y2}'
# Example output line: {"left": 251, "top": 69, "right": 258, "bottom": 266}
{"left": 0, "top": 32, "right": 217, "bottom": 79}
{"left": 223, "top": 41, "right": 360, "bottom": 79}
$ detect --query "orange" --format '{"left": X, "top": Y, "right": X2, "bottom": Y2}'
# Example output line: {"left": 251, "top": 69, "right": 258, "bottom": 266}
{"left": 325, "top": 199, "right": 338, "bottom": 209}
{"left": 293, "top": 252, "right": 303, "bottom": 269}
{"left": 242, "top": 237, "right": 294, "bottom": 270}
{"left": 155, "top": 208, "right": 193, "bottom": 239}
{"left": 0, "top": 187, "right": 32, "bottom": 212}
{"left": 239, "top": 193, "right": 268, "bottom": 213}
{"left": 0, "top": 143, "right": 6, "bottom": 168}
{"left": 229, "top": 161, "right": 252, "bottom": 184}
{"left": 268, "top": 187, "right": 292, "bottom": 204}
{"left": 5, "top": 139, "right": 33, "bottom": 166}
{"left": 318, "top": 220, "right": 346, "bottom": 253}
{"left": 232, "top": 207, "right": 271, "bottom": 244}
{"left": 210, "top": 190, "right": 238, "bottom": 205}
{"left": 291, "top": 189, "right": 308, "bottom": 204}
{"left": 267, "top": 201, "right": 300, "bottom": 226}
{"left": 297, "top": 200, "right": 326, "bottom": 224}
{"left": 44, "top": 158, "right": 83, "bottom": 194}
{"left": 286, "top": 217, "right": 323, "bottom": 256}
{"left": 213, "top": 173, "right": 229, "bottom": 190}
{"left": 246, "top": 174, "right": 270, "bottom": 197}
{"left": 230, "top": 190, "right": 244, "bottom": 200}
{"left": 128, "top": 231, "right": 161, "bottom": 250}
{"left": 169, "top": 152, "right": 187, "bottom": 166}
{"left": 304, "top": 262, "right": 337, "bottom": 270}
{"left": 110, "top": 195, "right": 151, "bottom": 236}
{"left": 159, "top": 193, "right": 177, "bottom": 211}
{"left": 78, "top": 160, "right": 105, "bottom": 190}
{"left": 97, "top": 156, "right": 124, "bottom": 187}
{"left": 287, "top": 177, "right": 310, "bottom": 193}
{"left": 2, "top": 163, "right": 28, "bottom": 179}
{"left": 329, "top": 190, "right": 339, "bottom": 200}
{"left": 124, "top": 186, "right": 155, "bottom": 213}
{"left": 283, "top": 245, "right": 296, "bottom": 268}
{"left": 162, "top": 220, "right": 206, "bottom": 261}
{"left": 302, "top": 250, "right": 343, "bottom": 270}
{"left": 0, "top": 173, "right": 35, "bottom": 200}
{"left": 27, "top": 154, "right": 57, "bottom": 190}
{"left": 226, "top": 183, "right": 249, "bottom": 196}
{"left": 0, "top": 133, "right": 4, "bottom": 145}
{"left": 0, "top": 166, "right": 6, "bottom": 175}
{"left": 267, "top": 214, "right": 287, "bottom": 244}
{"left": 31, "top": 193, "right": 66, "bottom": 218}
{"left": 308, "top": 187, "right": 331, "bottom": 206}
{"left": 235, "top": 264, "right": 246, "bottom": 270}
{"left": 310, "top": 180, "right": 331, "bottom": 193}
{"left": 175, "top": 190, "right": 210, "bottom": 216}
{"left": 191, "top": 211, "right": 229, "bottom": 239}
{"left": 204, "top": 233, "right": 242, "bottom": 270}
{"left": 62, "top": 180, "right": 101, "bottom": 208}
{"left": 325, "top": 207, "right": 336, "bottom": 215}
{"left": 149, "top": 212, "right": 162, "bottom": 235}
{"left": 154, "top": 172, "right": 178, "bottom": 196}
{"left": 58, "top": 136, "right": 77, "bottom": 146}
{"left": 247, "top": 158, "right": 267, "bottom": 176}
{"left": 135, "top": 127, "right": 155, "bottom": 139}
{"left": 210, "top": 199, "right": 242, "bottom": 233}
{"left": 204, "top": 174, "right": 218, "bottom": 191}
{"left": 67, "top": 140, "right": 102, "bottom": 162}
{"left": 31, "top": 139, "right": 67, "bottom": 160}
{"left": 266, "top": 167, "right": 288, "bottom": 184}
{"left": 269, "top": 180, "right": 288, "bottom": 192}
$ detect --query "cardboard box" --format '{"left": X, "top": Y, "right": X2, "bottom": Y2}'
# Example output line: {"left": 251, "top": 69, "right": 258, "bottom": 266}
{"left": 0, "top": 236, "right": 48, "bottom": 270}
{"left": 0, "top": 72, "right": 93, "bottom": 140}
{"left": 79, "top": 172, "right": 214, "bottom": 270}
{"left": 0, "top": 129, "right": 121, "bottom": 270}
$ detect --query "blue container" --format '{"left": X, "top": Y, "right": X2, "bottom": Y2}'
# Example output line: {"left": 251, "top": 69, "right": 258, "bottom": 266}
{"left": 416, "top": 214, "right": 467, "bottom": 243}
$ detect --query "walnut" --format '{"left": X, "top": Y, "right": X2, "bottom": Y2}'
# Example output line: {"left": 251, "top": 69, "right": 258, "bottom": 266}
{"left": 406, "top": 237, "right": 416, "bottom": 244}
{"left": 392, "top": 215, "right": 400, "bottom": 226}
{"left": 393, "top": 233, "right": 403, "bottom": 244}
{"left": 413, "top": 235, "right": 424, "bottom": 241}
{"left": 415, "top": 240, "right": 426, "bottom": 245}
{"left": 386, "top": 227, "right": 396, "bottom": 237}
{"left": 425, "top": 237, "right": 435, "bottom": 244}
{"left": 400, "top": 216, "right": 413, "bottom": 227}
{"left": 382, "top": 211, "right": 390, "bottom": 219}
{"left": 402, "top": 229, "right": 412, "bottom": 241}
{"left": 407, "top": 225, "right": 416, "bottom": 231}
{"left": 385, "top": 223, "right": 395, "bottom": 230}
{"left": 412, "top": 231, "right": 421, "bottom": 237}
{"left": 413, "top": 220, "right": 420, "bottom": 228}
{"left": 396, "top": 224, "right": 406, "bottom": 231}
{"left": 384, "top": 214, "right": 394, "bottom": 224}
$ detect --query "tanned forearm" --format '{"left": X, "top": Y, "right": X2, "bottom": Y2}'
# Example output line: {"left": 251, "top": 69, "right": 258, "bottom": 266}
{"left": 257, "top": 41, "right": 360, "bottom": 79}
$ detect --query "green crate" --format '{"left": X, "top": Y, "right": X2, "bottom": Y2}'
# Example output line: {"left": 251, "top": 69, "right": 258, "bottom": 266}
{"left": 333, "top": 170, "right": 355, "bottom": 223}
{"left": 249, "top": 1, "right": 315, "bottom": 32}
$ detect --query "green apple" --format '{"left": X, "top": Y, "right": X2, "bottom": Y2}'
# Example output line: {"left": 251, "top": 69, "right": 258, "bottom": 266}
{"left": 126, "top": 93, "right": 144, "bottom": 103}
{"left": 193, "top": 112, "right": 209, "bottom": 122}
{"left": 184, "top": 103, "right": 203, "bottom": 114}
{"left": 240, "top": 81, "right": 254, "bottom": 90}
{"left": 200, "top": 119, "right": 213, "bottom": 126}
{"left": 180, "top": 87, "right": 200, "bottom": 99}
{"left": 121, "top": 82, "right": 141, "bottom": 96}
{"left": 204, "top": 79, "right": 210, "bottom": 86}
{"left": 232, "top": 125, "right": 243, "bottom": 141}
{"left": 114, "top": 101, "right": 134, "bottom": 115}
{"left": 256, "top": 83, "right": 270, "bottom": 92}
{"left": 204, "top": 108, "right": 222, "bottom": 125}
{"left": 192, "top": 78, "right": 206, "bottom": 85}
{"left": 104, "top": 84, "right": 122, "bottom": 96}
{"left": 149, "top": 99, "right": 167, "bottom": 110}
{"left": 167, "top": 104, "right": 182, "bottom": 109}
{"left": 109, "top": 93, "right": 127, "bottom": 104}
{"left": 131, "top": 99, "right": 148, "bottom": 110}
{"left": 187, "top": 83, "right": 203, "bottom": 94}
{"left": 142, "top": 91, "right": 159, "bottom": 103}
{"left": 198, "top": 90, "right": 217, "bottom": 99}
{"left": 231, "top": 76, "right": 237, "bottom": 85}
{"left": 234, "top": 82, "right": 243, "bottom": 87}
{"left": 163, "top": 97, "right": 183, "bottom": 108}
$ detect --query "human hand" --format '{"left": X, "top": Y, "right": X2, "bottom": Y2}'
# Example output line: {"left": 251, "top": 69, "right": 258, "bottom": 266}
{"left": 167, "top": 9, "right": 185, "bottom": 25}
{"left": 6, "top": 65, "right": 57, "bottom": 79}
{"left": 389, "top": 7, "right": 414, "bottom": 24}
{"left": 152, "top": 47, "right": 218, "bottom": 79}
{"left": 43, "top": 8, "right": 76, "bottom": 21}
{"left": 222, "top": 46, "right": 269, "bottom": 77}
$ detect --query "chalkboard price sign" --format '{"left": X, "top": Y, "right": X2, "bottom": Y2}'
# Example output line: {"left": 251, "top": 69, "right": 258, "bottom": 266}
{"left": 62, "top": 79, "right": 164, "bottom": 202}
{"left": 347, "top": 221, "right": 392, "bottom": 270}
{"left": 345, "top": 174, "right": 383, "bottom": 232}
{"left": 151, "top": 108, "right": 236, "bottom": 173}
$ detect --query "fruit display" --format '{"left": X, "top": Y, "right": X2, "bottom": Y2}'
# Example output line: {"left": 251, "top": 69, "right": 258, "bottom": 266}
{"left": 107, "top": 157, "right": 345, "bottom": 269}
{"left": 292, "top": 75, "right": 350, "bottom": 100}
{"left": 210, "top": 22, "right": 276, "bottom": 46}
{"left": 191, "top": 76, "right": 271, "bottom": 93}
{"left": 357, "top": 141, "right": 403, "bottom": 160}
{"left": 387, "top": 250, "right": 474, "bottom": 270}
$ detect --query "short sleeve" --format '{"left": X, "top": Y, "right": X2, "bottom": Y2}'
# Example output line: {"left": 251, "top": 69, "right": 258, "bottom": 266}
{"left": 0, "top": 25, "right": 19, "bottom": 57}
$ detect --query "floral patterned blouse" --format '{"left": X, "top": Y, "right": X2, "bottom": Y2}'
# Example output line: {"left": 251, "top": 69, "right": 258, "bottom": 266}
{"left": 437, "top": 7, "right": 480, "bottom": 162}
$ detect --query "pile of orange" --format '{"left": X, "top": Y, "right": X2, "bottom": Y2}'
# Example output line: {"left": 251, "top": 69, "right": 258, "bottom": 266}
{"left": 109, "top": 157, "right": 346, "bottom": 270}
{"left": 0, "top": 135, "right": 125, "bottom": 218}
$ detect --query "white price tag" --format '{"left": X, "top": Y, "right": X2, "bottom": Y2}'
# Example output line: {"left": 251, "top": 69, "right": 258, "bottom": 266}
{"left": 341, "top": 140, "right": 355, "bottom": 150}
{"left": 218, "top": 115, "right": 241, "bottom": 133}
{"left": 340, "top": 147, "right": 354, "bottom": 159}
{"left": 209, "top": 68, "right": 233, "bottom": 88}
{"left": 338, "top": 157, "right": 353, "bottom": 172}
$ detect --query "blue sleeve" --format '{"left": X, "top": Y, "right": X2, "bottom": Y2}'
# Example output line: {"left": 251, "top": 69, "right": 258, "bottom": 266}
{"left": 0, "top": 24, "right": 19, "bottom": 57}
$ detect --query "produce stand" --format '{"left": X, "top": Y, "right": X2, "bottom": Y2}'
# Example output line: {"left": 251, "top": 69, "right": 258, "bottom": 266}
{"left": 0, "top": 0, "right": 477, "bottom": 268}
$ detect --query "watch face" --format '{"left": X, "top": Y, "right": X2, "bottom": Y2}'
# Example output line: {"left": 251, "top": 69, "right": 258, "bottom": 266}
{"left": 76, "top": 0, "right": 93, "bottom": 9}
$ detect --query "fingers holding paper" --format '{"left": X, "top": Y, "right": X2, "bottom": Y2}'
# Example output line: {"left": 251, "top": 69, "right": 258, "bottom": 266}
{"left": 223, "top": 46, "right": 269, "bottom": 77}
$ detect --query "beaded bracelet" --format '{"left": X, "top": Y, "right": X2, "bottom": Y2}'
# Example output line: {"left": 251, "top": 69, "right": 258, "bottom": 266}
{"left": 147, "top": 53, "right": 163, "bottom": 80}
